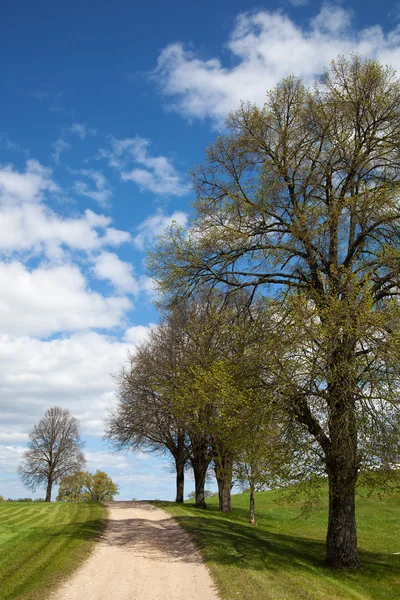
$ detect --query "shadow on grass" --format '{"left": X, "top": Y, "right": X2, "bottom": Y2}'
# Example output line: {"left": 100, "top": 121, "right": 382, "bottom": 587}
{"left": 154, "top": 503, "right": 399, "bottom": 583}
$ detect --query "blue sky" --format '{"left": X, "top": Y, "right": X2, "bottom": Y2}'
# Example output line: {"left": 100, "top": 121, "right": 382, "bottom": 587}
{"left": 1, "top": 0, "right": 400, "bottom": 500}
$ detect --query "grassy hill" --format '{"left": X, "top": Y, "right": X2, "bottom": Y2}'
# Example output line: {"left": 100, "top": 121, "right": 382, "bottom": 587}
{"left": 0, "top": 501, "right": 106, "bottom": 600}
{"left": 157, "top": 485, "right": 400, "bottom": 600}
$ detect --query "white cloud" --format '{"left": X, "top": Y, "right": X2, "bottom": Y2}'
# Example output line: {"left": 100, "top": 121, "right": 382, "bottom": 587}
{"left": 93, "top": 251, "right": 139, "bottom": 294}
{"left": 0, "top": 160, "right": 58, "bottom": 204}
{"left": 101, "top": 136, "right": 189, "bottom": 196}
{"left": 154, "top": 5, "right": 400, "bottom": 124}
{"left": 311, "top": 4, "right": 352, "bottom": 34}
{"left": 0, "top": 161, "right": 130, "bottom": 260}
{"left": 134, "top": 210, "right": 188, "bottom": 250}
{"left": 0, "top": 261, "right": 131, "bottom": 336}
{"left": 124, "top": 323, "right": 157, "bottom": 346}
{"left": 0, "top": 445, "right": 25, "bottom": 474}
{"left": 0, "top": 205, "right": 130, "bottom": 260}
{"left": 74, "top": 169, "right": 112, "bottom": 207}
{"left": 0, "top": 332, "right": 134, "bottom": 445}
{"left": 85, "top": 451, "right": 131, "bottom": 471}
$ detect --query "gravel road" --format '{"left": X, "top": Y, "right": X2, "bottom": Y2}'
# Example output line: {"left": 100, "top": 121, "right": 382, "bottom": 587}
{"left": 52, "top": 501, "right": 220, "bottom": 600}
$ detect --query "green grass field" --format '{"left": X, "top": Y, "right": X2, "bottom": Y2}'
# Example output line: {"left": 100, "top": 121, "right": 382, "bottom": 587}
{"left": 157, "top": 486, "right": 400, "bottom": 600}
{"left": 0, "top": 501, "right": 107, "bottom": 600}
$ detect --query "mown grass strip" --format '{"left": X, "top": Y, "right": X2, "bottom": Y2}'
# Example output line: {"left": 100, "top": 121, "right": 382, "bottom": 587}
{"left": 0, "top": 502, "right": 107, "bottom": 600}
{"left": 157, "top": 486, "right": 400, "bottom": 600}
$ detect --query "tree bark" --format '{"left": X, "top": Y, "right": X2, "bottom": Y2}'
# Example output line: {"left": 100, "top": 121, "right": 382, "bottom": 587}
{"left": 326, "top": 463, "right": 360, "bottom": 569}
{"left": 214, "top": 452, "right": 233, "bottom": 512}
{"left": 193, "top": 463, "right": 207, "bottom": 508}
{"left": 175, "top": 453, "right": 185, "bottom": 503}
{"left": 45, "top": 478, "right": 52, "bottom": 502}
{"left": 249, "top": 483, "right": 255, "bottom": 525}
{"left": 190, "top": 434, "right": 211, "bottom": 508}
{"left": 325, "top": 343, "right": 362, "bottom": 570}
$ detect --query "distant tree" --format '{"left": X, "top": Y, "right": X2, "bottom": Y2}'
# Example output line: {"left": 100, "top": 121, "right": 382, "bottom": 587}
{"left": 56, "top": 471, "right": 88, "bottom": 502}
{"left": 57, "top": 470, "right": 119, "bottom": 502}
{"left": 0, "top": 495, "right": 4, "bottom": 502}
{"left": 187, "top": 489, "right": 213, "bottom": 500}
{"left": 18, "top": 407, "right": 86, "bottom": 502}
{"left": 86, "top": 471, "right": 119, "bottom": 502}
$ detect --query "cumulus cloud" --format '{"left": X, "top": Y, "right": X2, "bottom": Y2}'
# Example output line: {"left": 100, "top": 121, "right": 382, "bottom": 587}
{"left": 0, "top": 205, "right": 130, "bottom": 260}
{"left": 101, "top": 136, "right": 189, "bottom": 196}
{"left": 0, "top": 160, "right": 130, "bottom": 260}
{"left": 0, "top": 160, "right": 58, "bottom": 205}
{"left": 93, "top": 251, "right": 141, "bottom": 294}
{"left": 154, "top": 4, "right": 400, "bottom": 124}
{"left": 0, "top": 331, "right": 130, "bottom": 434}
{"left": 133, "top": 210, "right": 188, "bottom": 250}
{"left": 124, "top": 323, "right": 157, "bottom": 346}
{"left": 0, "top": 261, "right": 131, "bottom": 336}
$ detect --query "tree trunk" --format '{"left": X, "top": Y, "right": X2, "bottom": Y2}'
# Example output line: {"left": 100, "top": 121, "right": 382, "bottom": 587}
{"left": 190, "top": 434, "right": 210, "bottom": 508}
{"left": 175, "top": 453, "right": 185, "bottom": 503}
{"left": 326, "top": 464, "right": 360, "bottom": 569}
{"left": 214, "top": 452, "right": 233, "bottom": 512}
{"left": 249, "top": 483, "right": 255, "bottom": 525}
{"left": 325, "top": 343, "right": 361, "bottom": 569}
{"left": 45, "top": 479, "right": 52, "bottom": 502}
{"left": 193, "top": 464, "right": 207, "bottom": 508}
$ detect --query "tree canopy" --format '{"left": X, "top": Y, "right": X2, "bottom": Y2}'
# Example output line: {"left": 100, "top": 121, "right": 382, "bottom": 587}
{"left": 57, "top": 470, "right": 119, "bottom": 502}
{"left": 149, "top": 56, "right": 400, "bottom": 569}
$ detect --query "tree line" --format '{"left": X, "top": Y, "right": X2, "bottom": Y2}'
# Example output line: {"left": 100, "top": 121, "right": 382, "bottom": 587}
{"left": 107, "top": 56, "right": 400, "bottom": 571}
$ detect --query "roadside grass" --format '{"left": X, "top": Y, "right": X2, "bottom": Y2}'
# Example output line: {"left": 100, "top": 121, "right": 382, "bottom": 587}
{"left": 0, "top": 501, "right": 107, "bottom": 600}
{"left": 156, "top": 485, "right": 400, "bottom": 600}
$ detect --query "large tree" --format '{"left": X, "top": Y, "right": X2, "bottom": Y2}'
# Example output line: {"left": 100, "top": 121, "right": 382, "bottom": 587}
{"left": 149, "top": 56, "right": 400, "bottom": 569}
{"left": 19, "top": 407, "right": 86, "bottom": 502}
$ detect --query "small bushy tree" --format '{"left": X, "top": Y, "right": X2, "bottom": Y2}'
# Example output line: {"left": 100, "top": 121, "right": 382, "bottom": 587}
{"left": 57, "top": 470, "right": 119, "bottom": 502}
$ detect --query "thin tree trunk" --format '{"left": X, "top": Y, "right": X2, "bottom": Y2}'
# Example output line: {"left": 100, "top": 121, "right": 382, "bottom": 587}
{"left": 214, "top": 452, "right": 233, "bottom": 512}
{"left": 175, "top": 454, "right": 185, "bottom": 503}
{"left": 45, "top": 479, "right": 52, "bottom": 502}
{"left": 249, "top": 483, "right": 255, "bottom": 525}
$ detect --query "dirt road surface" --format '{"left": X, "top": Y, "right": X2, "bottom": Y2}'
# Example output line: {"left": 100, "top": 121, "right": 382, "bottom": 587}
{"left": 52, "top": 501, "right": 220, "bottom": 600}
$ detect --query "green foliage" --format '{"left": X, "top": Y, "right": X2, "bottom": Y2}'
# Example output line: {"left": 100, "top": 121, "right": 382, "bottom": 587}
{"left": 57, "top": 470, "right": 119, "bottom": 502}
{"left": 0, "top": 501, "right": 106, "bottom": 600}
{"left": 187, "top": 489, "right": 214, "bottom": 500}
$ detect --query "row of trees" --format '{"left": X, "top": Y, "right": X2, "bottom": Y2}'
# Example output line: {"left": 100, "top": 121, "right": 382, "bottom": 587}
{"left": 109, "top": 56, "right": 400, "bottom": 570}
{"left": 106, "top": 294, "right": 294, "bottom": 517}
{"left": 18, "top": 407, "right": 118, "bottom": 503}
